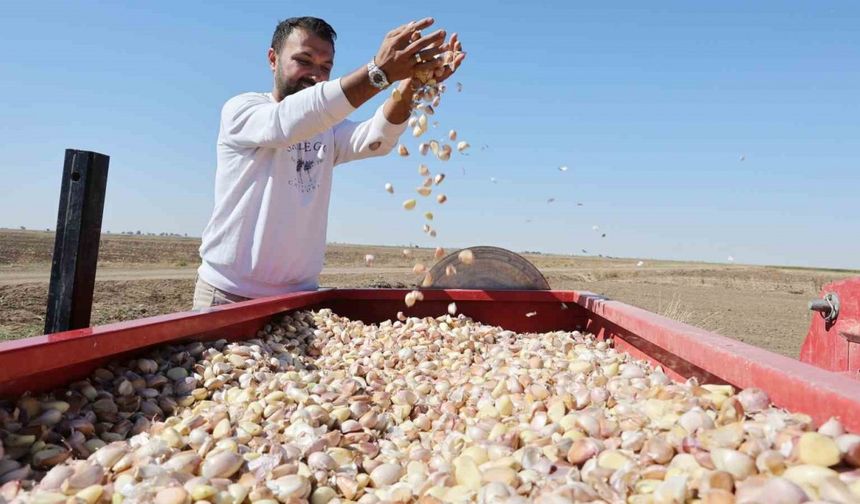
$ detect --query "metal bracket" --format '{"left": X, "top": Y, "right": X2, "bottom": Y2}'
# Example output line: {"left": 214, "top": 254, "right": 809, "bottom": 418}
{"left": 45, "top": 149, "right": 110, "bottom": 334}
{"left": 808, "top": 292, "right": 840, "bottom": 324}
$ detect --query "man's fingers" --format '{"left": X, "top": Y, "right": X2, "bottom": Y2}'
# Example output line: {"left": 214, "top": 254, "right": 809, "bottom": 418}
{"left": 389, "top": 19, "right": 417, "bottom": 39}
{"left": 414, "top": 47, "right": 444, "bottom": 62}
{"left": 447, "top": 52, "right": 466, "bottom": 74}
{"left": 387, "top": 22, "right": 410, "bottom": 39}
{"left": 391, "top": 17, "right": 434, "bottom": 43}
{"left": 404, "top": 29, "right": 447, "bottom": 54}
{"left": 432, "top": 52, "right": 466, "bottom": 83}
{"left": 412, "top": 17, "right": 435, "bottom": 30}
{"left": 438, "top": 33, "right": 457, "bottom": 52}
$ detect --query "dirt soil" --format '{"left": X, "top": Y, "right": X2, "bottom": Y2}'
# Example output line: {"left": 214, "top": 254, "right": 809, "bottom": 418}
{"left": 2, "top": 229, "right": 856, "bottom": 358}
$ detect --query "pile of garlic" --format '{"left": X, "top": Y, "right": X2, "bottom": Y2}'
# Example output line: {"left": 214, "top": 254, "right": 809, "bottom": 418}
{"left": 2, "top": 309, "right": 859, "bottom": 503}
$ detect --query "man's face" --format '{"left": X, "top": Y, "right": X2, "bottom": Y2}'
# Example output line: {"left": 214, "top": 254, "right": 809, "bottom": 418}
{"left": 270, "top": 28, "right": 334, "bottom": 99}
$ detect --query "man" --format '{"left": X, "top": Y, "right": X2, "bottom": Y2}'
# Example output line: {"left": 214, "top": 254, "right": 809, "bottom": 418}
{"left": 193, "top": 16, "right": 464, "bottom": 309}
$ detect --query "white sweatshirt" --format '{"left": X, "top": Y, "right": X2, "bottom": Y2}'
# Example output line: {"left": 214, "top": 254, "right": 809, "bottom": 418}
{"left": 198, "top": 78, "right": 407, "bottom": 298}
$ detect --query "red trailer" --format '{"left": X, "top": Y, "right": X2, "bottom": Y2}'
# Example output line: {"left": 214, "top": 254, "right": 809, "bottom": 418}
{"left": 1, "top": 278, "right": 858, "bottom": 430}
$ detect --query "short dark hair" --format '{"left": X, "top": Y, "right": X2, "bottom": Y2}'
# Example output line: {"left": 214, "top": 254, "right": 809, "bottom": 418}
{"left": 271, "top": 17, "right": 337, "bottom": 53}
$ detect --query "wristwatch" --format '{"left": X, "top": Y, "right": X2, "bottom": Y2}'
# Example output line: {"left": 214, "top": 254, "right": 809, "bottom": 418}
{"left": 367, "top": 59, "right": 390, "bottom": 90}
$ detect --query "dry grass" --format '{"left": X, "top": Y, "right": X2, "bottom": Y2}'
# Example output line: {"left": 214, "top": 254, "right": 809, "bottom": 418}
{"left": 657, "top": 293, "right": 723, "bottom": 333}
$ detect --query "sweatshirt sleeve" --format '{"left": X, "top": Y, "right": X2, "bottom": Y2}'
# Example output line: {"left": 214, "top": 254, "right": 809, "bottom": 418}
{"left": 220, "top": 79, "right": 355, "bottom": 148}
{"left": 330, "top": 104, "right": 409, "bottom": 166}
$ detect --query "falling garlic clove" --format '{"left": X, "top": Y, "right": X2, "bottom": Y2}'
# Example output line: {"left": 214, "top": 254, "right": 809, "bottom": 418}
{"left": 423, "top": 177, "right": 433, "bottom": 187}
{"left": 408, "top": 117, "right": 418, "bottom": 128}
{"left": 434, "top": 173, "right": 445, "bottom": 185}
{"left": 429, "top": 140, "right": 440, "bottom": 156}
{"left": 418, "top": 115, "right": 428, "bottom": 129}
{"left": 403, "top": 199, "right": 417, "bottom": 210}
{"left": 445, "top": 264, "right": 457, "bottom": 276}
{"left": 402, "top": 249, "right": 412, "bottom": 257}
{"left": 448, "top": 302, "right": 457, "bottom": 315}
{"left": 437, "top": 194, "right": 448, "bottom": 204}
{"left": 424, "top": 105, "right": 435, "bottom": 116}
{"left": 404, "top": 289, "right": 424, "bottom": 307}
{"left": 448, "top": 130, "right": 457, "bottom": 141}
{"left": 385, "top": 183, "right": 394, "bottom": 194}
{"left": 424, "top": 212, "right": 434, "bottom": 221}
{"left": 418, "top": 164, "right": 430, "bottom": 176}
{"left": 457, "top": 141, "right": 470, "bottom": 153}
{"left": 423, "top": 224, "right": 431, "bottom": 233}
{"left": 412, "top": 264, "right": 427, "bottom": 275}
{"left": 458, "top": 249, "right": 474, "bottom": 265}
{"left": 422, "top": 273, "right": 433, "bottom": 288}
{"left": 412, "top": 125, "right": 424, "bottom": 137}
{"left": 437, "top": 145, "right": 452, "bottom": 161}
{"left": 398, "top": 145, "right": 409, "bottom": 156}
{"left": 432, "top": 95, "right": 441, "bottom": 107}
{"left": 526, "top": 312, "right": 537, "bottom": 318}
{"left": 364, "top": 254, "right": 375, "bottom": 266}
{"left": 429, "top": 229, "right": 437, "bottom": 237}
{"left": 392, "top": 88, "right": 402, "bottom": 101}
{"left": 417, "top": 187, "right": 432, "bottom": 197}
{"left": 418, "top": 143, "right": 430, "bottom": 156}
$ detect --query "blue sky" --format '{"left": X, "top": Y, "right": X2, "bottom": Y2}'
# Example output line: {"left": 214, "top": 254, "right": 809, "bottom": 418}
{"left": 1, "top": 1, "right": 858, "bottom": 269}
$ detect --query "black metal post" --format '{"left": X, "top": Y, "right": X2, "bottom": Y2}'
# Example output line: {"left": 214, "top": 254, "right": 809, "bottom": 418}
{"left": 44, "top": 149, "right": 110, "bottom": 334}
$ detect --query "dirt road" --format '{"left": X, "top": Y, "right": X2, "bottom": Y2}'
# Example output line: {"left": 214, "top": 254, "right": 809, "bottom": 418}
{"left": 1, "top": 265, "right": 674, "bottom": 285}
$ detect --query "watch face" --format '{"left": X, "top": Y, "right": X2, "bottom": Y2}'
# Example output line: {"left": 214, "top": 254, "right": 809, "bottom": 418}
{"left": 368, "top": 64, "right": 387, "bottom": 88}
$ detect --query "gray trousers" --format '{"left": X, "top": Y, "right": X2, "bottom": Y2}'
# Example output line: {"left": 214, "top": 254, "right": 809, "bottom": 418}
{"left": 191, "top": 276, "right": 250, "bottom": 310}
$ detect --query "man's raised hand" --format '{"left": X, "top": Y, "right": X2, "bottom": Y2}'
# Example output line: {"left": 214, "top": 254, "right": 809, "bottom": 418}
{"left": 374, "top": 18, "right": 446, "bottom": 83}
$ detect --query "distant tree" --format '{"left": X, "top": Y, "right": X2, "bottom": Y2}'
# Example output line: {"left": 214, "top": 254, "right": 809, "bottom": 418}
{"left": 136, "top": 230, "right": 141, "bottom": 235}
{"left": 19, "top": 226, "right": 26, "bottom": 230}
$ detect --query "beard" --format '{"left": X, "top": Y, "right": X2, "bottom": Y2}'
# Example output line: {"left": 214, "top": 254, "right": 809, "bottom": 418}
{"left": 275, "top": 72, "right": 316, "bottom": 98}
